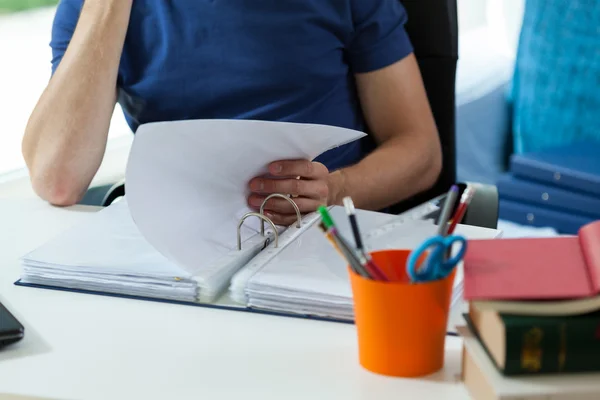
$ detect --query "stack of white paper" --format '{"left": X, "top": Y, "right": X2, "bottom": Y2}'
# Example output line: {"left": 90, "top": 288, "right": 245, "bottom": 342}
{"left": 238, "top": 210, "right": 501, "bottom": 321}
{"left": 20, "top": 200, "right": 200, "bottom": 302}
{"left": 20, "top": 199, "right": 277, "bottom": 302}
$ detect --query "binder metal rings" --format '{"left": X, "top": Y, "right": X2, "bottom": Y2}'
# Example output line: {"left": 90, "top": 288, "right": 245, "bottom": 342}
{"left": 237, "top": 212, "right": 279, "bottom": 251}
{"left": 259, "top": 193, "right": 302, "bottom": 236}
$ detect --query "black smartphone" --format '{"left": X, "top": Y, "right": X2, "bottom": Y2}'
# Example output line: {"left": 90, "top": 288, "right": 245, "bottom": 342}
{"left": 0, "top": 301, "right": 24, "bottom": 348}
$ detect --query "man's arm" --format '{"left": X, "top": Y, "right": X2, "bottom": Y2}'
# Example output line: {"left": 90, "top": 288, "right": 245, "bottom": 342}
{"left": 328, "top": 53, "right": 442, "bottom": 210}
{"left": 247, "top": 0, "right": 442, "bottom": 224}
{"left": 247, "top": 55, "right": 441, "bottom": 224}
{"left": 22, "top": 0, "right": 133, "bottom": 206}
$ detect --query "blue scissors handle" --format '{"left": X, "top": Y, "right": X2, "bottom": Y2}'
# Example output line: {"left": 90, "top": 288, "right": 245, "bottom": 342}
{"left": 406, "top": 234, "right": 467, "bottom": 282}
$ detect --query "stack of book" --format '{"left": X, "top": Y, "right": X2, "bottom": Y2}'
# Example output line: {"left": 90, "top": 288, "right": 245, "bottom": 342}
{"left": 460, "top": 219, "right": 600, "bottom": 399}
{"left": 497, "top": 142, "right": 600, "bottom": 235}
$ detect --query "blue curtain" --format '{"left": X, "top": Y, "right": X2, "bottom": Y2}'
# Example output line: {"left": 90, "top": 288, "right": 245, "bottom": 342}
{"left": 510, "top": 0, "right": 600, "bottom": 154}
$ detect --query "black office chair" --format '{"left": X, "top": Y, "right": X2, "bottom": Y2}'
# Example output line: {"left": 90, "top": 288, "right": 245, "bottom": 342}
{"left": 89, "top": 0, "right": 499, "bottom": 228}
{"left": 387, "top": 0, "right": 498, "bottom": 228}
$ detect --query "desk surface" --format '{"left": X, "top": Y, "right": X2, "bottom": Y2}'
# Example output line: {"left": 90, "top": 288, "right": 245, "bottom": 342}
{"left": 0, "top": 198, "right": 471, "bottom": 400}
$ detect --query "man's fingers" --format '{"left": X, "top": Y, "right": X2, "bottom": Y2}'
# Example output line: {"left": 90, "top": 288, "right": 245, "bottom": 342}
{"left": 248, "top": 194, "right": 322, "bottom": 214}
{"left": 268, "top": 160, "right": 329, "bottom": 179}
{"left": 249, "top": 177, "right": 328, "bottom": 199}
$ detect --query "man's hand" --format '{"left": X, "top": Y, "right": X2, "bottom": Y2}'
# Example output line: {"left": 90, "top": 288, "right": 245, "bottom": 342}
{"left": 248, "top": 159, "right": 336, "bottom": 226}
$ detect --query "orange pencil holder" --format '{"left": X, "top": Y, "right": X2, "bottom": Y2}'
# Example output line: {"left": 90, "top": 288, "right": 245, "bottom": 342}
{"left": 349, "top": 249, "right": 456, "bottom": 378}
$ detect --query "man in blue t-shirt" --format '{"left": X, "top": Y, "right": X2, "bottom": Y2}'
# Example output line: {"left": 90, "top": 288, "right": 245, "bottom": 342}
{"left": 23, "top": 0, "right": 441, "bottom": 225}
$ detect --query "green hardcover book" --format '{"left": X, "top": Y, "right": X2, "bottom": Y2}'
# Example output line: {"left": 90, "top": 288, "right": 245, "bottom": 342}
{"left": 467, "top": 306, "right": 600, "bottom": 375}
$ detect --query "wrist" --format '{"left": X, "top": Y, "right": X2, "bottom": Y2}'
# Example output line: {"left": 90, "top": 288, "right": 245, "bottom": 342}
{"left": 327, "top": 169, "right": 347, "bottom": 206}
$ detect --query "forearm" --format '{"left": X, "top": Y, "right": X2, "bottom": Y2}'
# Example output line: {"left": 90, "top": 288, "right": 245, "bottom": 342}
{"left": 329, "top": 135, "right": 442, "bottom": 211}
{"left": 23, "top": 0, "right": 133, "bottom": 205}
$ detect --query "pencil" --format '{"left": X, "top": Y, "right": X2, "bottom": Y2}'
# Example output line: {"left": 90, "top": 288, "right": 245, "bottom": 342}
{"left": 329, "top": 226, "right": 372, "bottom": 279}
{"left": 318, "top": 222, "right": 344, "bottom": 257}
{"left": 318, "top": 206, "right": 335, "bottom": 230}
{"left": 318, "top": 205, "right": 389, "bottom": 280}
{"left": 437, "top": 185, "right": 459, "bottom": 236}
{"left": 317, "top": 210, "right": 371, "bottom": 278}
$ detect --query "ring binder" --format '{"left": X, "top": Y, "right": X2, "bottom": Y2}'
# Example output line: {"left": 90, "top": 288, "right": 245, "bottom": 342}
{"left": 259, "top": 193, "right": 302, "bottom": 236}
{"left": 237, "top": 212, "right": 279, "bottom": 250}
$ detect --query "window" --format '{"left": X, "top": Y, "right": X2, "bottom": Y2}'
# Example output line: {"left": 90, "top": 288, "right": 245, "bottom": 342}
{"left": 457, "top": 0, "right": 525, "bottom": 57}
{"left": 0, "top": 2, "right": 130, "bottom": 178}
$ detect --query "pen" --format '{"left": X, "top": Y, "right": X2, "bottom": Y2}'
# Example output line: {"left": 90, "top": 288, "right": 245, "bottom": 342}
{"left": 342, "top": 197, "right": 389, "bottom": 281}
{"left": 361, "top": 256, "right": 389, "bottom": 282}
{"left": 437, "top": 185, "right": 459, "bottom": 236}
{"left": 318, "top": 206, "right": 372, "bottom": 279}
{"left": 332, "top": 226, "right": 387, "bottom": 281}
{"left": 447, "top": 186, "right": 476, "bottom": 235}
{"left": 318, "top": 222, "right": 345, "bottom": 259}
{"left": 329, "top": 226, "right": 371, "bottom": 278}
{"left": 343, "top": 197, "right": 364, "bottom": 250}
{"left": 318, "top": 206, "right": 336, "bottom": 231}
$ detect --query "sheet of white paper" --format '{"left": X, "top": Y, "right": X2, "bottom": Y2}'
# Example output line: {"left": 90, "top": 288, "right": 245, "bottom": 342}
{"left": 125, "top": 119, "right": 365, "bottom": 275}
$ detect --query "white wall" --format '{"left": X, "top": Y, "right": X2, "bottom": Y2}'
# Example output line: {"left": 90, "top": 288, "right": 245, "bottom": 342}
{"left": 458, "top": 0, "right": 525, "bottom": 56}
{"left": 458, "top": 0, "right": 489, "bottom": 31}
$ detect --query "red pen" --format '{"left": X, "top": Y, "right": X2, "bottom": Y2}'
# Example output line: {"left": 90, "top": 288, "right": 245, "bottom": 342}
{"left": 447, "top": 186, "right": 476, "bottom": 234}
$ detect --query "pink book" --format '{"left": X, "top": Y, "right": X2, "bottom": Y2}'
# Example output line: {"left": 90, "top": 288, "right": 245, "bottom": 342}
{"left": 463, "top": 220, "right": 600, "bottom": 315}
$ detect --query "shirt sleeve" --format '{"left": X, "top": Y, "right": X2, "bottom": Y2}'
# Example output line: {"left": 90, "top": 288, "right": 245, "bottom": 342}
{"left": 50, "top": 0, "right": 84, "bottom": 74}
{"left": 347, "top": 0, "right": 413, "bottom": 73}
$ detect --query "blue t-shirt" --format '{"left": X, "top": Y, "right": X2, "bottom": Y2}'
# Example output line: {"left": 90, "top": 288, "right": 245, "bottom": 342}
{"left": 50, "top": 0, "right": 413, "bottom": 171}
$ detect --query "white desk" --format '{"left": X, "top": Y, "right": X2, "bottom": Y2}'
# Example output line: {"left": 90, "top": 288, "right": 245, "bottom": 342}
{"left": 0, "top": 198, "right": 471, "bottom": 400}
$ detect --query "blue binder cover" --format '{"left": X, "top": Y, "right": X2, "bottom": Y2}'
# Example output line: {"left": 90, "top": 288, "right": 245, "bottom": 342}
{"left": 498, "top": 198, "right": 596, "bottom": 234}
{"left": 510, "top": 142, "right": 600, "bottom": 197}
{"left": 497, "top": 174, "right": 600, "bottom": 218}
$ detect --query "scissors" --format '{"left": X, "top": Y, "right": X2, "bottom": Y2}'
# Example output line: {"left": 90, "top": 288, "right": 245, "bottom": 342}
{"left": 406, "top": 234, "right": 467, "bottom": 283}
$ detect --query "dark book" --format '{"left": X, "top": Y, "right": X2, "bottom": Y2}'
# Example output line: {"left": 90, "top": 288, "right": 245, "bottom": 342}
{"left": 466, "top": 306, "right": 600, "bottom": 376}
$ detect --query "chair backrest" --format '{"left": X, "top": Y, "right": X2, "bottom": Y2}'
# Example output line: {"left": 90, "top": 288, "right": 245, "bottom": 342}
{"left": 379, "top": 0, "right": 459, "bottom": 214}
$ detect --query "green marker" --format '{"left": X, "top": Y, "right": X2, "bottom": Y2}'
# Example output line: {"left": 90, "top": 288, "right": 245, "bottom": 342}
{"left": 318, "top": 206, "right": 335, "bottom": 229}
